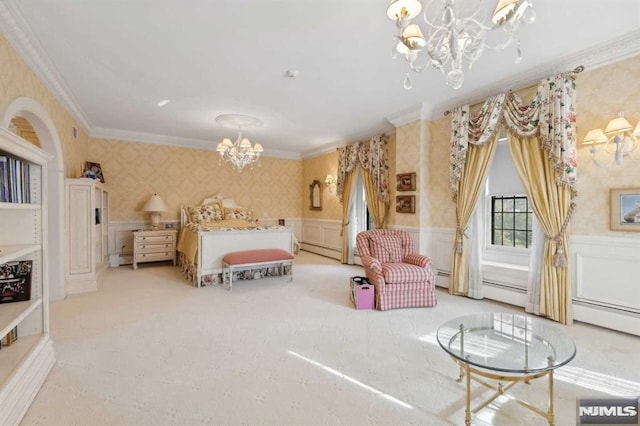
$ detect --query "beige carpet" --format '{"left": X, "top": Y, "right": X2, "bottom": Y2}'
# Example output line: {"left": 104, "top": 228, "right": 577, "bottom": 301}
{"left": 22, "top": 251, "right": 640, "bottom": 425}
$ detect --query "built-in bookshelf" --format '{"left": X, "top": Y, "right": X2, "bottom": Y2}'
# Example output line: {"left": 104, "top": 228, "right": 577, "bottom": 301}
{"left": 0, "top": 128, "right": 55, "bottom": 424}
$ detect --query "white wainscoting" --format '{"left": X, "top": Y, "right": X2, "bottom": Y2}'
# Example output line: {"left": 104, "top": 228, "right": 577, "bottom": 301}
{"left": 109, "top": 218, "right": 302, "bottom": 267}
{"left": 571, "top": 235, "right": 640, "bottom": 336}
{"left": 392, "top": 227, "right": 640, "bottom": 336}
{"left": 300, "top": 219, "right": 342, "bottom": 260}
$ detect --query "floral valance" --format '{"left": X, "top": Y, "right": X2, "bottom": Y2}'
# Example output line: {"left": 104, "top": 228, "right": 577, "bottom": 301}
{"left": 336, "top": 134, "right": 390, "bottom": 202}
{"left": 449, "top": 72, "right": 577, "bottom": 199}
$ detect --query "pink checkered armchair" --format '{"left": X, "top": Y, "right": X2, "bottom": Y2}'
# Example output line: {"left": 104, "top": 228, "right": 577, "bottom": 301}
{"left": 356, "top": 229, "right": 436, "bottom": 311}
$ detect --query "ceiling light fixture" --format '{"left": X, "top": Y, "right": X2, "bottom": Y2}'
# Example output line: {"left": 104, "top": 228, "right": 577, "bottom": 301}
{"left": 386, "top": 0, "right": 536, "bottom": 90}
{"left": 582, "top": 113, "right": 639, "bottom": 167}
{"left": 157, "top": 99, "right": 170, "bottom": 107}
{"left": 215, "top": 114, "right": 264, "bottom": 171}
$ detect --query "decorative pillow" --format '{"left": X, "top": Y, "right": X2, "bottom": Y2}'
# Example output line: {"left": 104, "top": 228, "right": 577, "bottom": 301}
{"left": 187, "top": 202, "right": 223, "bottom": 224}
{"left": 370, "top": 235, "right": 403, "bottom": 264}
{"left": 223, "top": 207, "right": 253, "bottom": 221}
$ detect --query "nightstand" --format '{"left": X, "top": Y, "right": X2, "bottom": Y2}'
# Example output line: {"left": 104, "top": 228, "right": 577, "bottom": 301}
{"left": 132, "top": 229, "right": 178, "bottom": 270}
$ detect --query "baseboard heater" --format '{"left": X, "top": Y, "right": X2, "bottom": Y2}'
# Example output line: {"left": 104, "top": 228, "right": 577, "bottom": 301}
{"left": 436, "top": 270, "right": 526, "bottom": 293}
{"left": 573, "top": 298, "right": 640, "bottom": 316}
{"left": 299, "top": 243, "right": 341, "bottom": 260}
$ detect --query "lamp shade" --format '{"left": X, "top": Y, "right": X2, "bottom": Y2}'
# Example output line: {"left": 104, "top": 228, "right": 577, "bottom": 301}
{"left": 634, "top": 121, "right": 640, "bottom": 137}
{"left": 581, "top": 129, "right": 608, "bottom": 145}
{"left": 143, "top": 193, "right": 168, "bottom": 212}
{"left": 386, "top": 0, "right": 422, "bottom": 21}
{"left": 402, "top": 24, "right": 426, "bottom": 50}
{"left": 605, "top": 117, "right": 633, "bottom": 135}
{"left": 492, "top": 0, "right": 518, "bottom": 24}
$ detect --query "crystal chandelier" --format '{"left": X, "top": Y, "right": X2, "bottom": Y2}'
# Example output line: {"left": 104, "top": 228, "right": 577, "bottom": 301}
{"left": 215, "top": 114, "right": 264, "bottom": 171}
{"left": 387, "top": 0, "right": 536, "bottom": 90}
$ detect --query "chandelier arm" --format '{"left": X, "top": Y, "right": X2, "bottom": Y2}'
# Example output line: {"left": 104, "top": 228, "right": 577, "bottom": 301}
{"left": 462, "top": 5, "right": 492, "bottom": 31}
{"left": 421, "top": 0, "right": 449, "bottom": 30}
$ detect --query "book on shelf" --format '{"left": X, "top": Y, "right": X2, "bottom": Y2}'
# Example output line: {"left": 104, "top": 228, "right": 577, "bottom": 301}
{"left": 3, "top": 327, "right": 19, "bottom": 347}
{"left": 0, "top": 155, "right": 8, "bottom": 202}
{"left": 0, "top": 152, "right": 32, "bottom": 204}
{"left": 0, "top": 260, "right": 32, "bottom": 304}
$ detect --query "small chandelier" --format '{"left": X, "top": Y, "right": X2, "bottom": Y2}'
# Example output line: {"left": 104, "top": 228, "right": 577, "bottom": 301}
{"left": 215, "top": 114, "right": 264, "bottom": 171}
{"left": 386, "top": 0, "right": 536, "bottom": 90}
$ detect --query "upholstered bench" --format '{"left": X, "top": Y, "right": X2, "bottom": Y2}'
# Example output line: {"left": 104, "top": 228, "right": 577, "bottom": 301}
{"left": 221, "top": 249, "right": 294, "bottom": 291}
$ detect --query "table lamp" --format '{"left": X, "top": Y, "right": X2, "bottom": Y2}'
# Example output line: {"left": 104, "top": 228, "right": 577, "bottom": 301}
{"left": 143, "top": 193, "right": 168, "bottom": 230}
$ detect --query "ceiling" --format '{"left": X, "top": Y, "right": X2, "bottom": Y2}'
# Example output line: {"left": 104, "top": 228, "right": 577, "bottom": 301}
{"left": 2, "top": 0, "right": 640, "bottom": 158}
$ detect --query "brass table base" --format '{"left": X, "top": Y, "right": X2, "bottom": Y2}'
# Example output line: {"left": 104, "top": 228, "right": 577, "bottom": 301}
{"left": 451, "top": 358, "right": 555, "bottom": 426}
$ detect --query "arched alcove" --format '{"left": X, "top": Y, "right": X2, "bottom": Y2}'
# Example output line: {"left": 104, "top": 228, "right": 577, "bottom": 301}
{"left": 2, "top": 97, "right": 66, "bottom": 301}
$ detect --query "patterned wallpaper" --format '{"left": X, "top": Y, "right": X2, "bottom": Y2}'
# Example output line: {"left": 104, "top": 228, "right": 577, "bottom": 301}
{"left": 427, "top": 117, "right": 456, "bottom": 228}
{"left": 391, "top": 119, "right": 456, "bottom": 229}
{"left": 393, "top": 121, "right": 421, "bottom": 228}
{"left": 574, "top": 54, "right": 640, "bottom": 236}
{"left": 302, "top": 150, "right": 341, "bottom": 220}
{"left": 0, "top": 34, "right": 88, "bottom": 178}
{"left": 88, "top": 138, "right": 302, "bottom": 222}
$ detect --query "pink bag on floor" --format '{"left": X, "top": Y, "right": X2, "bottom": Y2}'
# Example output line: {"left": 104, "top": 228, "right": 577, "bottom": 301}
{"left": 350, "top": 276, "right": 374, "bottom": 310}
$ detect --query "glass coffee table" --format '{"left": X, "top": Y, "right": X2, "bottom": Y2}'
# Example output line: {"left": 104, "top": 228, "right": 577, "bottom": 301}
{"left": 436, "top": 312, "right": 576, "bottom": 426}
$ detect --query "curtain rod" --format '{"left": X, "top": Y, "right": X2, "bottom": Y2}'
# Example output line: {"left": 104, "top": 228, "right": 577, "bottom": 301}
{"left": 443, "top": 65, "right": 585, "bottom": 116}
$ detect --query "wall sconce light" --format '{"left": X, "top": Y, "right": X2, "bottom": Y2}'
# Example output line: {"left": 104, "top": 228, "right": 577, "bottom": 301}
{"left": 583, "top": 113, "right": 639, "bottom": 166}
{"left": 324, "top": 174, "right": 337, "bottom": 193}
{"left": 143, "top": 193, "right": 168, "bottom": 230}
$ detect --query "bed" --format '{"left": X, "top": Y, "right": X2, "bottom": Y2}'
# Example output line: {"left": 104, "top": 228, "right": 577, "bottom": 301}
{"left": 176, "top": 195, "right": 295, "bottom": 287}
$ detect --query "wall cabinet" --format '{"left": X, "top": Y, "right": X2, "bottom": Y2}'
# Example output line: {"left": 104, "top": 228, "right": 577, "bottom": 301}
{"left": 0, "top": 128, "right": 55, "bottom": 424}
{"left": 65, "top": 178, "right": 109, "bottom": 293}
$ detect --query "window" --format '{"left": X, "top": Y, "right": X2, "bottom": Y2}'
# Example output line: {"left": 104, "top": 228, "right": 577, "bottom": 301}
{"left": 490, "top": 195, "right": 533, "bottom": 248}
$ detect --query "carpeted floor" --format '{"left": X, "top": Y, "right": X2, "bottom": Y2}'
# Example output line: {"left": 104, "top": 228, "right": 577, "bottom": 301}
{"left": 22, "top": 251, "right": 640, "bottom": 425}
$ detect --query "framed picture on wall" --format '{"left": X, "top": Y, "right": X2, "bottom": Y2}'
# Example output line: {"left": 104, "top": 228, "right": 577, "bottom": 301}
{"left": 610, "top": 188, "right": 640, "bottom": 232}
{"left": 396, "top": 172, "right": 416, "bottom": 191}
{"left": 396, "top": 195, "right": 415, "bottom": 214}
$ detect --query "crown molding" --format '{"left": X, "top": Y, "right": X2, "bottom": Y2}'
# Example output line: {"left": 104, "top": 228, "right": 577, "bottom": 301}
{"left": 386, "top": 102, "right": 435, "bottom": 127}
{"left": 302, "top": 121, "right": 394, "bottom": 159}
{"left": 301, "top": 143, "right": 343, "bottom": 159}
{"left": 91, "top": 126, "right": 301, "bottom": 159}
{"left": 435, "top": 31, "right": 640, "bottom": 118}
{"left": 387, "top": 31, "right": 640, "bottom": 124}
{"left": 0, "top": 1, "right": 92, "bottom": 133}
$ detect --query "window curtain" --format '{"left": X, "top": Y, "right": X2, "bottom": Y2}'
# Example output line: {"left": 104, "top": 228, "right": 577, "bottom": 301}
{"left": 467, "top": 203, "right": 484, "bottom": 299}
{"left": 337, "top": 134, "right": 390, "bottom": 263}
{"left": 449, "top": 97, "right": 503, "bottom": 296}
{"left": 448, "top": 73, "right": 578, "bottom": 325}
{"left": 362, "top": 170, "right": 388, "bottom": 228}
{"left": 526, "top": 202, "right": 544, "bottom": 315}
{"left": 340, "top": 170, "right": 356, "bottom": 263}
